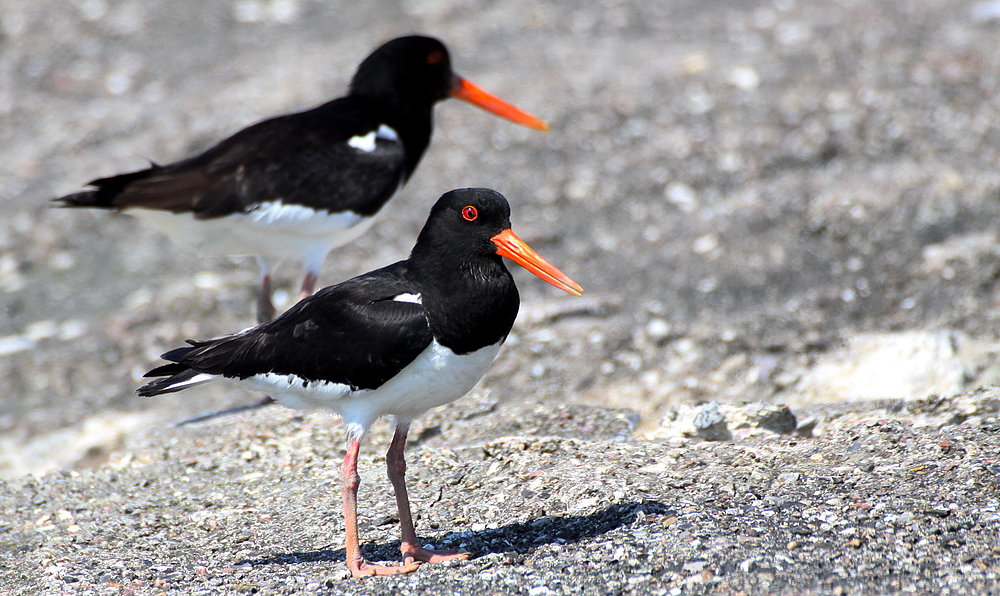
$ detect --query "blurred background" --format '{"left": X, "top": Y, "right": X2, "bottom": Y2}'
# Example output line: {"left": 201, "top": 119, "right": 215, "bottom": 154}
{"left": 4, "top": 0, "right": 1000, "bottom": 477}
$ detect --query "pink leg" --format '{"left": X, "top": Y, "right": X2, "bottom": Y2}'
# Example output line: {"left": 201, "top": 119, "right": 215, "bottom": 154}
{"left": 340, "top": 430, "right": 420, "bottom": 578}
{"left": 387, "top": 422, "right": 470, "bottom": 566}
{"left": 298, "top": 269, "right": 319, "bottom": 301}
{"left": 256, "top": 272, "right": 276, "bottom": 324}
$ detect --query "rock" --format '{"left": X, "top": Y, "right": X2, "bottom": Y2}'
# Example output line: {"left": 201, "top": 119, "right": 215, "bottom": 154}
{"left": 786, "top": 332, "right": 995, "bottom": 405}
{"left": 646, "top": 401, "right": 797, "bottom": 441}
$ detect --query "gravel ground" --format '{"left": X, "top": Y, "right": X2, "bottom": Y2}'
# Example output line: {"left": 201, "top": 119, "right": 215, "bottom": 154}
{"left": 2, "top": 391, "right": 999, "bottom": 594}
{"left": 4, "top": 0, "right": 1000, "bottom": 592}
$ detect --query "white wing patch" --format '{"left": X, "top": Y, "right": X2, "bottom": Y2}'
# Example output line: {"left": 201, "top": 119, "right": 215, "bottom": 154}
{"left": 376, "top": 124, "right": 399, "bottom": 143}
{"left": 246, "top": 201, "right": 363, "bottom": 228}
{"left": 347, "top": 124, "right": 399, "bottom": 153}
{"left": 246, "top": 372, "right": 354, "bottom": 407}
{"left": 347, "top": 131, "right": 377, "bottom": 152}
{"left": 393, "top": 293, "right": 422, "bottom": 304}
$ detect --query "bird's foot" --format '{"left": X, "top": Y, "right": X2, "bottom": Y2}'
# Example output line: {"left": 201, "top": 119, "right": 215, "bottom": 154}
{"left": 402, "top": 543, "right": 470, "bottom": 565}
{"left": 348, "top": 559, "right": 421, "bottom": 578}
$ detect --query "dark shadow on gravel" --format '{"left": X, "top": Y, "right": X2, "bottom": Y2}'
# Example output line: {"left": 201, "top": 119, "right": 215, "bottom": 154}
{"left": 239, "top": 501, "right": 670, "bottom": 567}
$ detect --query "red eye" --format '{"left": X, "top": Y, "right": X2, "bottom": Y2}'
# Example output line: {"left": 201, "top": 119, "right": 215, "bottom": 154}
{"left": 462, "top": 206, "right": 478, "bottom": 221}
{"left": 427, "top": 50, "right": 444, "bottom": 65}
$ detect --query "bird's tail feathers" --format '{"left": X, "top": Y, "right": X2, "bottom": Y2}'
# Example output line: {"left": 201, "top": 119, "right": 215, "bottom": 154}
{"left": 53, "top": 167, "right": 159, "bottom": 209}
{"left": 137, "top": 366, "right": 215, "bottom": 397}
{"left": 137, "top": 338, "right": 236, "bottom": 397}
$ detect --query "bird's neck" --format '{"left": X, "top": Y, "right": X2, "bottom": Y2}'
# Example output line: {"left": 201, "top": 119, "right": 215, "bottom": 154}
{"left": 354, "top": 93, "right": 435, "bottom": 177}
{"left": 390, "top": 107, "right": 433, "bottom": 178}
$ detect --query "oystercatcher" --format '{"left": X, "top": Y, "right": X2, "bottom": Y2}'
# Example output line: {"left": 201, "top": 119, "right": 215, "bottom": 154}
{"left": 55, "top": 36, "right": 549, "bottom": 322}
{"left": 138, "top": 188, "right": 582, "bottom": 577}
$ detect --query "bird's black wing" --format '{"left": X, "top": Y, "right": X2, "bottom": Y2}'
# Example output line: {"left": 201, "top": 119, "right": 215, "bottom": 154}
{"left": 139, "top": 262, "right": 431, "bottom": 396}
{"left": 59, "top": 97, "right": 407, "bottom": 218}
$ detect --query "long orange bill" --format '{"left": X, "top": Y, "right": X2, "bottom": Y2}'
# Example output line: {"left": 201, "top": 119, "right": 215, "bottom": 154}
{"left": 492, "top": 228, "right": 583, "bottom": 296}
{"left": 449, "top": 76, "right": 549, "bottom": 131}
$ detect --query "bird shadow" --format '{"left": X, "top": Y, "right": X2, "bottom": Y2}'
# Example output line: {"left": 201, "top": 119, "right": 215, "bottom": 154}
{"left": 238, "top": 500, "right": 670, "bottom": 567}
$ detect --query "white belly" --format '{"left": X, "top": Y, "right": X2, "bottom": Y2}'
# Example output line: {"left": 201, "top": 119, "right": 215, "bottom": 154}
{"left": 131, "top": 200, "right": 384, "bottom": 266}
{"left": 240, "top": 340, "right": 504, "bottom": 428}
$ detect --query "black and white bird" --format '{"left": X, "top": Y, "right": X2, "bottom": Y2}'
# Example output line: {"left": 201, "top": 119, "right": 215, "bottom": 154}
{"left": 55, "top": 36, "right": 549, "bottom": 322}
{"left": 138, "top": 188, "right": 583, "bottom": 577}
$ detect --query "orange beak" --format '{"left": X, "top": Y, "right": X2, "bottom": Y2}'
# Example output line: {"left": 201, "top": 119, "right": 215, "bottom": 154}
{"left": 449, "top": 76, "right": 549, "bottom": 131}
{"left": 492, "top": 228, "right": 583, "bottom": 296}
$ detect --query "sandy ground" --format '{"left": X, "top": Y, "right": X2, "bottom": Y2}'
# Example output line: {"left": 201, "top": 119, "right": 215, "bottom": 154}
{"left": 3, "top": 0, "right": 1000, "bottom": 592}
